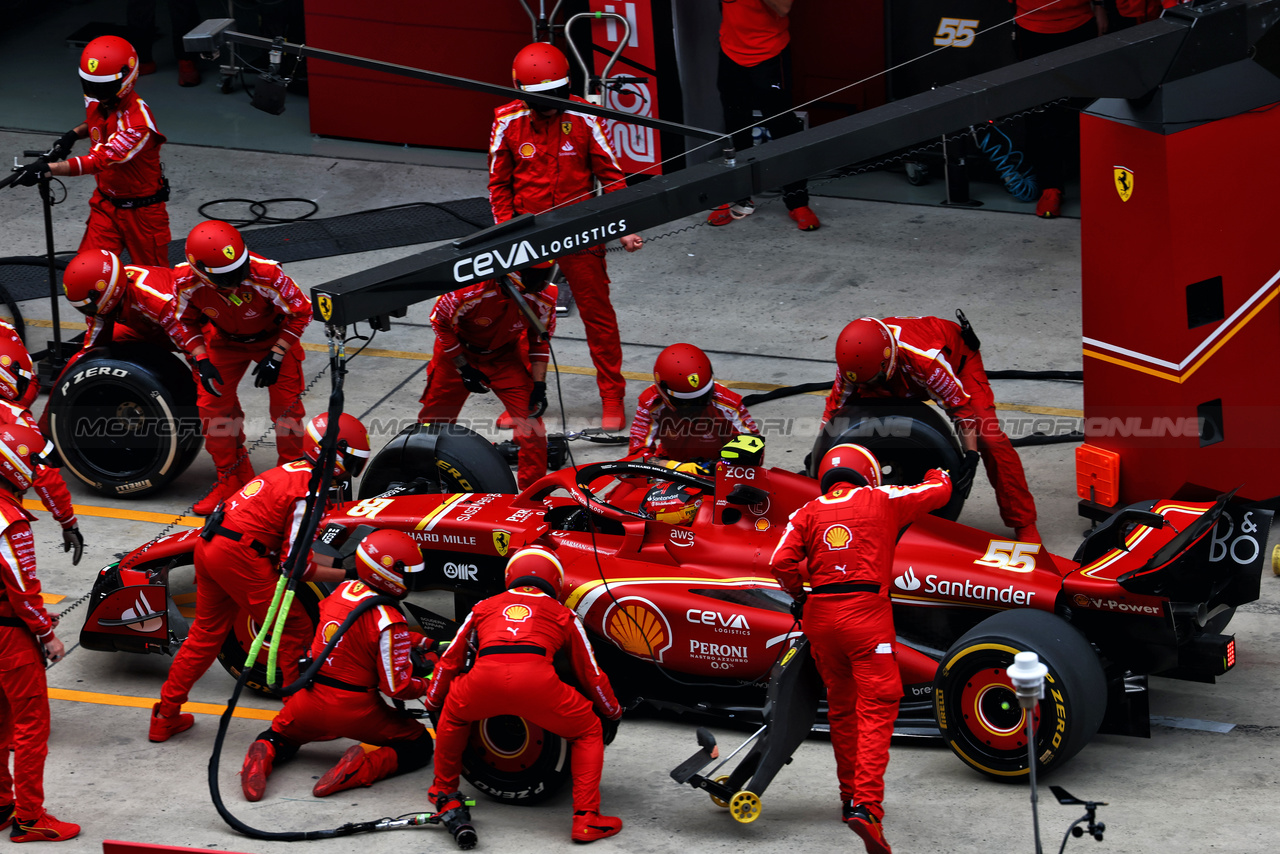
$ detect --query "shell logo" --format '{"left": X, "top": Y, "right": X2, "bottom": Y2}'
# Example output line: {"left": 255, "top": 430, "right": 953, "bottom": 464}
{"left": 95, "top": 280, "right": 107, "bottom": 292}
{"left": 87, "top": 58, "right": 99, "bottom": 73}
{"left": 824, "top": 524, "right": 852, "bottom": 550}
{"left": 15, "top": 444, "right": 28, "bottom": 456}
{"left": 1073, "top": 593, "right": 1091, "bottom": 608}
{"left": 0, "top": 356, "right": 9, "bottom": 367}
{"left": 605, "top": 598, "right": 671, "bottom": 662}
{"left": 321, "top": 620, "right": 341, "bottom": 643}
{"left": 503, "top": 604, "right": 532, "bottom": 623}
{"left": 882, "top": 346, "right": 892, "bottom": 360}
{"left": 203, "top": 307, "right": 219, "bottom": 318}
{"left": 128, "top": 57, "right": 136, "bottom": 69}
{"left": 686, "top": 372, "right": 699, "bottom": 389}
{"left": 754, "top": 518, "right": 770, "bottom": 532}
{"left": 240, "top": 479, "right": 264, "bottom": 497}
{"left": 222, "top": 244, "right": 237, "bottom": 260}
{"left": 518, "top": 142, "right": 536, "bottom": 158}
{"left": 90, "top": 128, "right": 101, "bottom": 142}
{"left": 380, "top": 554, "right": 394, "bottom": 567}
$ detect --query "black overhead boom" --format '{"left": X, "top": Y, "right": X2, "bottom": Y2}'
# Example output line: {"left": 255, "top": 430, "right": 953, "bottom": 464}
{"left": 313, "top": 0, "right": 1280, "bottom": 327}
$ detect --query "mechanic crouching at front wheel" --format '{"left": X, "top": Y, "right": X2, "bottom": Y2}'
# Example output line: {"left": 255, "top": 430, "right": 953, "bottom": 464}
{"left": 240, "top": 530, "right": 436, "bottom": 801}
{"left": 426, "top": 546, "right": 625, "bottom": 844}
{"left": 148, "top": 413, "right": 370, "bottom": 742}
{"left": 770, "top": 444, "right": 951, "bottom": 854}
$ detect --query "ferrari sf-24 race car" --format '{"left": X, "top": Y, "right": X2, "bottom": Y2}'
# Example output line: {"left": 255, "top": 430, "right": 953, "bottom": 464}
{"left": 79, "top": 424, "right": 1272, "bottom": 808}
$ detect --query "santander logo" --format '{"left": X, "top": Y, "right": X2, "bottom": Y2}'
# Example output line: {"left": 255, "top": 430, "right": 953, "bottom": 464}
{"left": 894, "top": 567, "right": 922, "bottom": 592}
{"left": 122, "top": 592, "right": 163, "bottom": 633}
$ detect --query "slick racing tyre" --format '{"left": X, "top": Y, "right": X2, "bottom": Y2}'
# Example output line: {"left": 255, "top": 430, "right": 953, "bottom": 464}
{"left": 358, "top": 423, "right": 517, "bottom": 499}
{"left": 462, "top": 715, "right": 570, "bottom": 805}
{"left": 48, "top": 342, "right": 202, "bottom": 499}
{"left": 217, "top": 581, "right": 328, "bottom": 697}
{"left": 811, "top": 399, "right": 965, "bottom": 520}
{"left": 933, "top": 609, "right": 1107, "bottom": 780}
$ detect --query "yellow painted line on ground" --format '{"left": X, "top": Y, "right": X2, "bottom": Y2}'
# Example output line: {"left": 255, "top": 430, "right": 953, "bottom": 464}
{"left": 48, "top": 687, "right": 277, "bottom": 721}
{"left": 41, "top": 593, "right": 66, "bottom": 604}
{"left": 22, "top": 498, "right": 203, "bottom": 529}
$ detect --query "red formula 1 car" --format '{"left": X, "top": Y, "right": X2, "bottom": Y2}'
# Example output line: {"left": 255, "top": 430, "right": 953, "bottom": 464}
{"left": 79, "top": 425, "right": 1272, "bottom": 807}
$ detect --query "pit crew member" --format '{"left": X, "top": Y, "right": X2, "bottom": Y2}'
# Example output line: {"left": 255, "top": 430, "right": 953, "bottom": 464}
{"left": 61, "top": 248, "right": 184, "bottom": 356}
{"left": 148, "top": 413, "right": 370, "bottom": 742}
{"left": 418, "top": 266, "right": 556, "bottom": 489}
{"left": 14, "top": 37, "right": 171, "bottom": 267}
{"left": 0, "top": 425, "right": 80, "bottom": 842}
{"left": 823, "top": 315, "right": 1039, "bottom": 542}
{"left": 173, "top": 220, "right": 310, "bottom": 515}
{"left": 426, "top": 546, "right": 624, "bottom": 843}
{"left": 240, "top": 530, "right": 434, "bottom": 801}
{"left": 490, "top": 42, "right": 644, "bottom": 432}
{"left": 770, "top": 443, "right": 951, "bottom": 854}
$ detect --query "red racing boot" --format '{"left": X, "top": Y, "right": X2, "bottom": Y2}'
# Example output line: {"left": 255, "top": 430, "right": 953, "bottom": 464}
{"left": 10, "top": 811, "right": 80, "bottom": 843}
{"left": 601, "top": 398, "right": 626, "bottom": 433}
{"left": 148, "top": 701, "right": 194, "bottom": 742}
{"left": 314, "top": 745, "right": 398, "bottom": 797}
{"left": 496, "top": 410, "right": 515, "bottom": 430}
{"left": 571, "top": 810, "right": 623, "bottom": 843}
{"left": 845, "top": 803, "right": 892, "bottom": 854}
{"left": 193, "top": 463, "right": 249, "bottom": 516}
{"left": 241, "top": 739, "right": 276, "bottom": 802}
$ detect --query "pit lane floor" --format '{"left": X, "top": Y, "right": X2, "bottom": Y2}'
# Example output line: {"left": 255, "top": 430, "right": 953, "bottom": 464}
{"left": 2, "top": 128, "right": 1278, "bottom": 854}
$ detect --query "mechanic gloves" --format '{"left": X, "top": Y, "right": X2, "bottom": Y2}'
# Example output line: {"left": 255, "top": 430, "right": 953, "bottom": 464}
{"left": 252, "top": 351, "right": 284, "bottom": 388}
{"left": 49, "top": 129, "right": 80, "bottom": 161}
{"left": 529, "top": 381, "right": 548, "bottom": 418}
{"left": 194, "top": 357, "right": 223, "bottom": 397}
{"left": 62, "top": 525, "right": 84, "bottom": 566}
{"left": 10, "top": 158, "right": 50, "bottom": 187}
{"left": 459, "top": 363, "right": 491, "bottom": 395}
{"left": 952, "top": 449, "right": 982, "bottom": 500}
{"left": 789, "top": 592, "right": 807, "bottom": 622}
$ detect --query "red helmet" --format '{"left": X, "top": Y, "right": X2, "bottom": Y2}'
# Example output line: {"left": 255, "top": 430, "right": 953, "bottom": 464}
{"left": 653, "top": 343, "right": 714, "bottom": 409}
{"left": 512, "top": 43, "right": 570, "bottom": 96}
{"left": 0, "top": 424, "right": 56, "bottom": 493}
{"left": 185, "top": 220, "right": 249, "bottom": 288}
{"left": 79, "top": 36, "right": 140, "bottom": 103}
{"left": 0, "top": 333, "right": 35, "bottom": 405}
{"left": 641, "top": 480, "right": 703, "bottom": 526}
{"left": 63, "top": 250, "right": 126, "bottom": 317}
{"left": 504, "top": 546, "right": 565, "bottom": 600}
{"left": 355, "top": 529, "right": 424, "bottom": 599}
{"left": 818, "top": 443, "right": 882, "bottom": 493}
{"left": 509, "top": 261, "right": 553, "bottom": 294}
{"left": 303, "top": 412, "right": 371, "bottom": 479}
{"left": 835, "top": 318, "right": 897, "bottom": 386}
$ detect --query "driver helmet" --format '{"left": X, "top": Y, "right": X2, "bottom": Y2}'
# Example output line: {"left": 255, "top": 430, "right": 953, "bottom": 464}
{"left": 835, "top": 318, "right": 897, "bottom": 387}
{"left": 653, "top": 343, "right": 715, "bottom": 410}
{"left": 79, "top": 36, "right": 140, "bottom": 104}
{"left": 0, "top": 333, "right": 35, "bottom": 405}
{"left": 504, "top": 546, "right": 565, "bottom": 600}
{"left": 818, "top": 443, "right": 883, "bottom": 493}
{"left": 63, "top": 249, "right": 126, "bottom": 317}
{"left": 355, "top": 529, "right": 425, "bottom": 599}
{"left": 0, "top": 424, "right": 57, "bottom": 493}
{"left": 302, "top": 412, "right": 371, "bottom": 479}
{"left": 641, "top": 480, "right": 703, "bottom": 526}
{"left": 185, "top": 220, "right": 250, "bottom": 289}
{"left": 512, "top": 43, "right": 571, "bottom": 108}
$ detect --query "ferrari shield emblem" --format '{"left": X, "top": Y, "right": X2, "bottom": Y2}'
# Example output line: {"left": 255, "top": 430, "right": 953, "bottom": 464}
{"left": 221, "top": 244, "right": 237, "bottom": 260}
{"left": 1114, "top": 166, "right": 1134, "bottom": 202}
{"left": 317, "top": 294, "right": 333, "bottom": 322}
{"left": 493, "top": 530, "right": 511, "bottom": 557}
{"left": 561, "top": 121, "right": 572, "bottom": 135}
{"left": 87, "top": 58, "right": 99, "bottom": 73}
{"left": 687, "top": 372, "right": 699, "bottom": 389}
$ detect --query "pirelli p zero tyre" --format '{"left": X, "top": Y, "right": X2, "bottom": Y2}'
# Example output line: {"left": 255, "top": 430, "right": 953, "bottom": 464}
{"left": 933, "top": 609, "right": 1107, "bottom": 780}
{"left": 810, "top": 399, "right": 965, "bottom": 520}
{"left": 217, "top": 581, "right": 329, "bottom": 697}
{"left": 48, "top": 342, "right": 203, "bottom": 499}
{"left": 358, "top": 423, "right": 517, "bottom": 499}
{"left": 461, "top": 716, "right": 570, "bottom": 805}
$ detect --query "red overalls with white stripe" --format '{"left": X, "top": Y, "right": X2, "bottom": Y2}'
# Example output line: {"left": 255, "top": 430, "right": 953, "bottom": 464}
{"left": 0, "top": 402, "right": 77, "bottom": 535}
{"left": 770, "top": 470, "right": 951, "bottom": 819}
{"left": 427, "top": 586, "right": 621, "bottom": 812}
{"left": 489, "top": 97, "right": 629, "bottom": 401}
{"left": 66, "top": 91, "right": 170, "bottom": 265}
{"left": 822, "top": 315, "right": 1036, "bottom": 529}
{"left": 82, "top": 264, "right": 184, "bottom": 351}
{"left": 158, "top": 460, "right": 320, "bottom": 711}
{"left": 628, "top": 382, "right": 760, "bottom": 462}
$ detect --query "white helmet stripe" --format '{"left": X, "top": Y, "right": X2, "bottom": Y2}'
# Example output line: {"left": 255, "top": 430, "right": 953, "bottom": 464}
{"left": 207, "top": 247, "right": 249, "bottom": 274}
{"left": 521, "top": 76, "right": 570, "bottom": 93}
{"left": 79, "top": 69, "right": 124, "bottom": 83}
{"left": 667, "top": 377, "right": 713, "bottom": 400}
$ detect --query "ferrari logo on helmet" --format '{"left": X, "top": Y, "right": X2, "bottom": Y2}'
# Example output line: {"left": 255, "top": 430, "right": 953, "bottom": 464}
{"left": 221, "top": 244, "right": 237, "bottom": 261}
{"left": 1114, "top": 166, "right": 1134, "bottom": 202}
{"left": 561, "top": 121, "right": 572, "bottom": 135}
{"left": 493, "top": 530, "right": 511, "bottom": 557}
{"left": 824, "top": 524, "right": 852, "bottom": 550}
{"left": 87, "top": 58, "right": 99, "bottom": 73}
{"left": 318, "top": 294, "right": 333, "bottom": 322}
{"left": 502, "top": 603, "right": 531, "bottom": 622}
{"left": 844, "top": 370, "right": 858, "bottom": 382}
{"left": 687, "top": 372, "right": 699, "bottom": 389}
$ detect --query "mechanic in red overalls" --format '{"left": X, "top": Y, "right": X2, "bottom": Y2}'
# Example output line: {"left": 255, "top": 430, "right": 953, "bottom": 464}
{"left": 629, "top": 343, "right": 760, "bottom": 472}
{"left": 148, "top": 413, "right": 370, "bottom": 742}
{"left": 240, "top": 530, "right": 434, "bottom": 801}
{"left": 490, "top": 43, "right": 644, "bottom": 432}
{"left": 0, "top": 337, "right": 83, "bottom": 566}
{"left": 418, "top": 266, "right": 556, "bottom": 489}
{"left": 770, "top": 443, "right": 950, "bottom": 854}
{"left": 23, "top": 37, "right": 172, "bottom": 266}
{"left": 61, "top": 248, "right": 184, "bottom": 360}
{"left": 0, "top": 424, "right": 80, "bottom": 843}
{"left": 823, "top": 316, "right": 1039, "bottom": 543}
{"left": 426, "top": 546, "right": 624, "bottom": 843}
{"left": 173, "top": 220, "right": 311, "bottom": 515}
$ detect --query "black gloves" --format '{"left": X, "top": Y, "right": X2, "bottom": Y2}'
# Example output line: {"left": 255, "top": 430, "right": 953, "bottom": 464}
{"left": 11, "top": 159, "right": 49, "bottom": 187}
{"left": 49, "top": 129, "right": 80, "bottom": 161}
{"left": 252, "top": 351, "right": 284, "bottom": 388}
{"left": 194, "top": 357, "right": 223, "bottom": 397}
{"left": 62, "top": 526, "right": 84, "bottom": 566}
{"left": 529, "top": 381, "right": 547, "bottom": 418}
{"left": 952, "top": 449, "right": 981, "bottom": 500}
{"left": 459, "top": 363, "right": 490, "bottom": 394}
{"left": 789, "top": 593, "right": 807, "bottom": 622}
{"left": 600, "top": 714, "right": 620, "bottom": 746}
